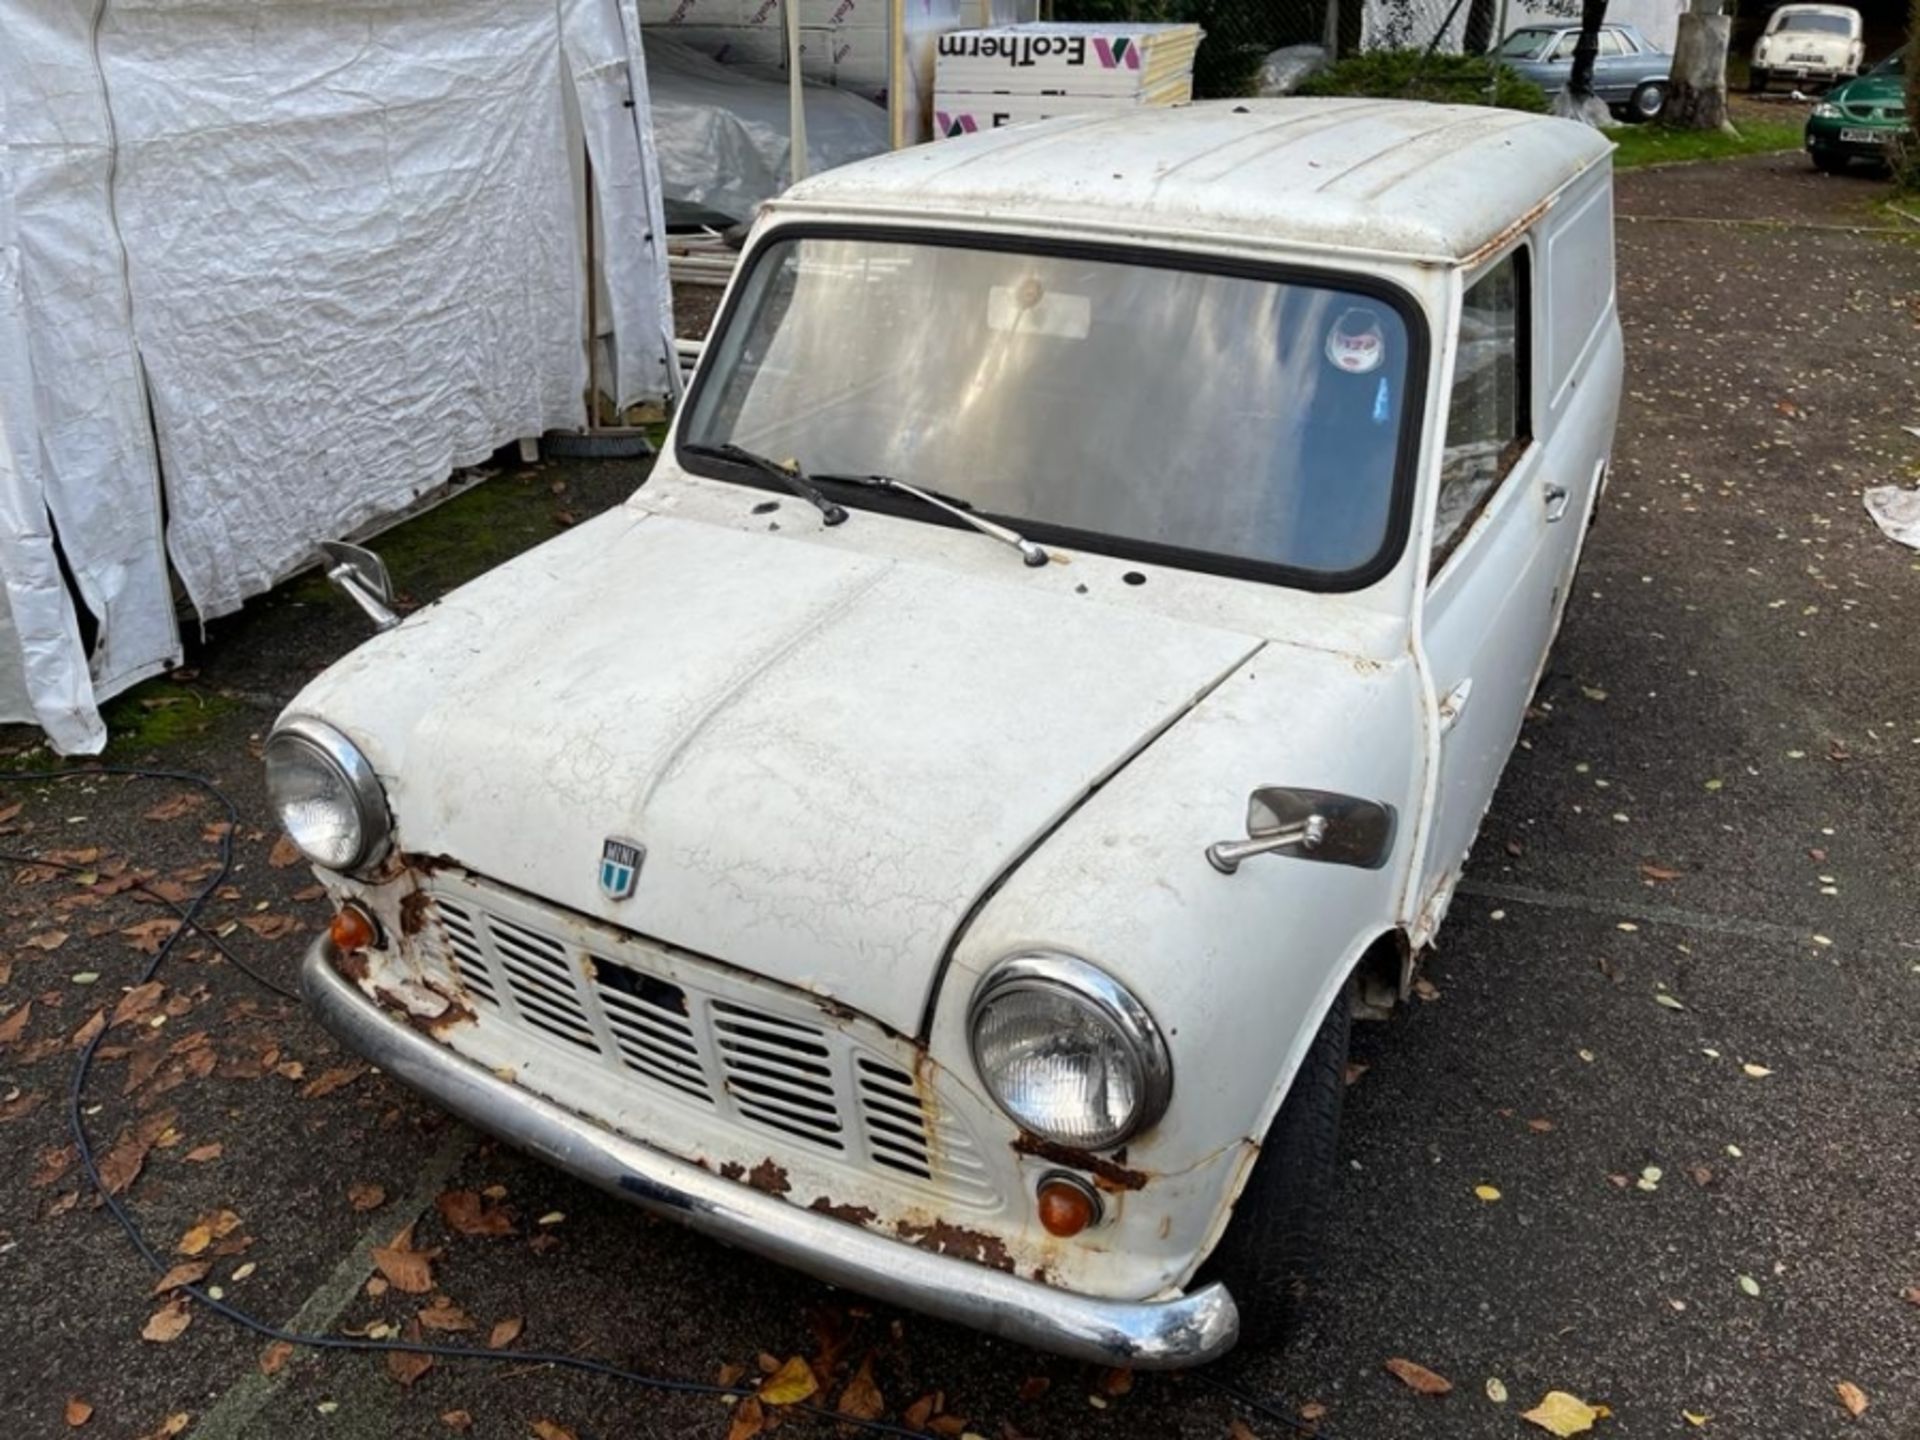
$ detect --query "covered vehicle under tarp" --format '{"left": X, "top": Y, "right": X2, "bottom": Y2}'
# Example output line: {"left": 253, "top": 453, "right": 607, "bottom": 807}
{"left": 0, "top": 0, "right": 676, "bottom": 753}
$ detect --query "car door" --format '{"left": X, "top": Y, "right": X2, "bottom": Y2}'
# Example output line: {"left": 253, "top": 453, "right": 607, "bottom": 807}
{"left": 1592, "top": 29, "right": 1634, "bottom": 100}
{"left": 1416, "top": 246, "right": 1559, "bottom": 928}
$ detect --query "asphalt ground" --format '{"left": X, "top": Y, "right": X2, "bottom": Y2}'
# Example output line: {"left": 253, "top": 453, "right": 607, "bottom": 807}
{"left": 2, "top": 150, "right": 1917, "bottom": 1440}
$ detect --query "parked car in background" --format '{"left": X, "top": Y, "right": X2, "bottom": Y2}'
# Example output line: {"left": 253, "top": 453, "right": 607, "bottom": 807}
{"left": 277, "top": 100, "right": 1622, "bottom": 1367}
{"left": 1497, "top": 23, "right": 1673, "bottom": 120}
{"left": 1804, "top": 46, "right": 1909, "bottom": 170}
{"left": 1750, "top": 4, "right": 1864, "bottom": 92}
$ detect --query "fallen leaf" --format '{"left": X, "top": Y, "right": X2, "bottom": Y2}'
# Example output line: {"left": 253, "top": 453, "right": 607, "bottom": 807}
{"left": 176, "top": 1208, "right": 241, "bottom": 1256}
{"left": 1636, "top": 1166, "right": 1663, "bottom": 1193}
{"left": 1654, "top": 993, "right": 1687, "bottom": 1011}
{"left": 1581, "top": 685, "right": 1608, "bottom": 702}
{"left": 144, "top": 794, "right": 203, "bottom": 822}
{"left": 64, "top": 1397, "right": 93, "bottom": 1428}
{"left": 142, "top": 1300, "right": 192, "bottom": 1343}
{"left": 1738, "top": 1275, "right": 1761, "bottom": 1297}
{"left": 1016, "top": 1376, "right": 1049, "bottom": 1402}
{"left": 151, "top": 1260, "right": 211, "bottom": 1295}
{"left": 241, "top": 914, "right": 301, "bottom": 941}
{"left": 1412, "top": 977, "right": 1441, "bottom": 1002}
{"left": 1098, "top": 1367, "right": 1133, "bottom": 1396}
{"left": 259, "top": 1341, "right": 294, "bottom": 1375}
{"left": 1639, "top": 863, "right": 1682, "bottom": 883}
{"left": 417, "top": 1300, "right": 473, "bottom": 1332}
{"left": 838, "top": 1355, "right": 885, "bottom": 1420}
{"left": 488, "top": 1316, "right": 523, "bottom": 1349}
{"left": 760, "top": 1356, "right": 820, "bottom": 1406}
{"left": 1228, "top": 1422, "right": 1259, "bottom": 1440}
{"left": 268, "top": 835, "right": 303, "bottom": 869}
{"left": 0, "top": 1002, "right": 33, "bottom": 1045}
{"left": 1474, "top": 1184, "right": 1502, "bottom": 1203}
{"left": 1901, "top": 1286, "right": 1920, "bottom": 1307}
{"left": 370, "top": 1225, "right": 436, "bottom": 1294}
{"left": 25, "top": 931, "right": 68, "bottom": 951}
{"left": 183, "top": 1143, "right": 223, "bottom": 1163}
{"left": 1384, "top": 1357, "right": 1453, "bottom": 1395}
{"left": 297, "top": 1067, "right": 360, "bottom": 1098}
{"left": 435, "top": 1188, "right": 515, "bottom": 1237}
{"left": 440, "top": 1413, "right": 474, "bottom": 1432}
{"left": 347, "top": 1180, "right": 387, "bottom": 1212}
{"left": 1741, "top": 1063, "right": 1772, "bottom": 1079}
{"left": 110, "top": 982, "right": 166, "bottom": 1028}
{"left": 1527, "top": 1117, "right": 1555, "bottom": 1133}
{"left": 1682, "top": 1411, "right": 1710, "bottom": 1427}
{"left": 69, "top": 1009, "right": 105, "bottom": 1050}
{"left": 903, "top": 1395, "right": 938, "bottom": 1429}
{"left": 1487, "top": 1378, "right": 1509, "bottom": 1403}
{"left": 1521, "top": 1391, "right": 1603, "bottom": 1435}
{"left": 99, "top": 1110, "right": 179, "bottom": 1196}
{"left": 1300, "top": 1401, "right": 1329, "bottom": 1421}
{"left": 727, "top": 1397, "right": 767, "bottom": 1440}
{"left": 120, "top": 920, "right": 179, "bottom": 956}
{"left": 133, "top": 1413, "right": 190, "bottom": 1440}
{"left": 1835, "top": 1382, "right": 1867, "bottom": 1418}
{"left": 1343, "top": 1061, "right": 1369, "bottom": 1086}
{"left": 387, "top": 1346, "right": 434, "bottom": 1387}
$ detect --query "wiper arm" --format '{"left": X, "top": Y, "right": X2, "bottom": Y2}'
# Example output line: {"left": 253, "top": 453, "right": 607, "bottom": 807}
{"left": 683, "top": 442, "right": 847, "bottom": 527}
{"left": 815, "top": 473, "right": 1049, "bottom": 568}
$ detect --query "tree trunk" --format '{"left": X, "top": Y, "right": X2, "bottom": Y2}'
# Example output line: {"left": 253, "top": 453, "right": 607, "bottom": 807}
{"left": 1664, "top": 10, "right": 1733, "bottom": 130}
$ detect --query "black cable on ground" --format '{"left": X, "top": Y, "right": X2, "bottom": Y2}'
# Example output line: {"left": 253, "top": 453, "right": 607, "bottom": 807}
{"left": 5, "top": 764, "right": 1341, "bottom": 1438}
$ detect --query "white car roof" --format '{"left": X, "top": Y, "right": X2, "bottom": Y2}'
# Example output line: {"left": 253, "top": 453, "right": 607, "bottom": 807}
{"left": 775, "top": 99, "right": 1612, "bottom": 268}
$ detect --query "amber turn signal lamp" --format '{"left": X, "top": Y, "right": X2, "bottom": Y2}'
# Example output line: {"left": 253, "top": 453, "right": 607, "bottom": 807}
{"left": 329, "top": 903, "right": 378, "bottom": 953}
{"left": 1036, "top": 1172, "right": 1101, "bottom": 1238}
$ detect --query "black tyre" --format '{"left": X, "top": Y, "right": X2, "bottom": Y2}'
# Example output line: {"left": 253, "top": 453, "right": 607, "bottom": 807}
{"left": 1748, "top": 67, "right": 1768, "bottom": 93}
{"left": 1201, "top": 984, "right": 1350, "bottom": 1350}
{"left": 1811, "top": 148, "right": 1850, "bottom": 174}
{"left": 1629, "top": 82, "right": 1667, "bottom": 121}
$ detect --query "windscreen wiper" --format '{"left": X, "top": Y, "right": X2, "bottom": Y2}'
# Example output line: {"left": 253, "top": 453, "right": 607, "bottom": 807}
{"left": 682, "top": 442, "right": 847, "bottom": 527}
{"left": 814, "top": 472, "right": 1049, "bottom": 568}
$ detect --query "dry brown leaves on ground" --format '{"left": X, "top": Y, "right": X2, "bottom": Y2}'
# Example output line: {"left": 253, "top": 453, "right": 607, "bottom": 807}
{"left": 530, "top": 1422, "right": 577, "bottom": 1440}
{"left": 836, "top": 1356, "right": 884, "bottom": 1421}
{"left": 175, "top": 1208, "right": 242, "bottom": 1257}
{"left": 151, "top": 1261, "right": 210, "bottom": 1295}
{"left": 439, "top": 1412, "right": 473, "bottom": 1432}
{"left": 97, "top": 1110, "right": 178, "bottom": 1196}
{"left": 1384, "top": 1358, "right": 1454, "bottom": 1396}
{"left": 63, "top": 1397, "right": 92, "bottom": 1428}
{"left": 1835, "top": 1382, "right": 1868, "bottom": 1418}
{"left": 436, "top": 1188, "right": 516, "bottom": 1237}
{"left": 386, "top": 1321, "right": 434, "bottom": 1388}
{"left": 141, "top": 1300, "right": 192, "bottom": 1344}
{"left": 259, "top": 1341, "right": 294, "bottom": 1376}
{"left": 299, "top": 1064, "right": 364, "bottom": 1099}
{"left": 487, "top": 1317, "right": 523, "bottom": 1349}
{"left": 347, "top": 1180, "right": 386, "bottom": 1212}
{"left": 371, "top": 1224, "right": 439, "bottom": 1294}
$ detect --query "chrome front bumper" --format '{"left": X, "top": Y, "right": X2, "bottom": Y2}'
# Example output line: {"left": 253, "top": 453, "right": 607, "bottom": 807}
{"left": 302, "top": 940, "right": 1239, "bottom": 1369}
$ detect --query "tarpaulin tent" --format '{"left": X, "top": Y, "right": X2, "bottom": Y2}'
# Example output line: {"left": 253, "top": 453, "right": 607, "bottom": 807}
{"left": 0, "top": 0, "right": 676, "bottom": 753}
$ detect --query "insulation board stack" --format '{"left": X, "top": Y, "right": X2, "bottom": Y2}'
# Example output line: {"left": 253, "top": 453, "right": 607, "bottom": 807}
{"left": 933, "top": 21, "right": 1200, "bottom": 138}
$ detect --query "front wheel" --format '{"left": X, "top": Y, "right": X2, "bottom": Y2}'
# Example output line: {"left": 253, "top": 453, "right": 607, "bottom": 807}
{"left": 1811, "top": 148, "right": 1850, "bottom": 174}
{"left": 1629, "top": 82, "right": 1668, "bottom": 121}
{"left": 1748, "top": 67, "right": 1769, "bottom": 93}
{"left": 1201, "top": 985, "right": 1350, "bottom": 1350}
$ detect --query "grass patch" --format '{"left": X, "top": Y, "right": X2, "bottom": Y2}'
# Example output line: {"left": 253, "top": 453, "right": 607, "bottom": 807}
{"left": 1610, "top": 116, "right": 1805, "bottom": 170}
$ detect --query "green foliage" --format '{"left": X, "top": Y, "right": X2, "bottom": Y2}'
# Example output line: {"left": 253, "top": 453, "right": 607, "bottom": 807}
{"left": 1296, "top": 50, "right": 1551, "bottom": 112}
{"left": 1901, "top": 0, "right": 1920, "bottom": 190}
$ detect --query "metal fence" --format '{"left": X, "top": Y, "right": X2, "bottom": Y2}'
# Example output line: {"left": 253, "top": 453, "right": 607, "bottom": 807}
{"left": 1052, "top": 0, "right": 1503, "bottom": 94}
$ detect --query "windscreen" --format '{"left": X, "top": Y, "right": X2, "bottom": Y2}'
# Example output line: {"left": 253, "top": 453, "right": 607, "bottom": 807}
{"left": 1776, "top": 12, "right": 1851, "bottom": 33}
{"left": 1497, "top": 30, "right": 1552, "bottom": 58}
{"left": 682, "top": 236, "right": 1417, "bottom": 579}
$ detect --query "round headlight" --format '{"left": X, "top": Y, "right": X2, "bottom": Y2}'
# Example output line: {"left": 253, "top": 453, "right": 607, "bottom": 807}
{"left": 264, "top": 718, "right": 390, "bottom": 872}
{"left": 968, "top": 954, "right": 1171, "bottom": 1150}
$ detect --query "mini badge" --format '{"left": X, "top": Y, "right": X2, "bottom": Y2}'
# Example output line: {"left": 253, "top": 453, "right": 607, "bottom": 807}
{"left": 1325, "top": 307, "right": 1387, "bottom": 375}
{"left": 599, "top": 838, "right": 645, "bottom": 901}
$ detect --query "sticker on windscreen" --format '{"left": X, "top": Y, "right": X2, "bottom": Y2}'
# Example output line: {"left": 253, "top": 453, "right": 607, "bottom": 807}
{"left": 1325, "top": 307, "right": 1387, "bottom": 375}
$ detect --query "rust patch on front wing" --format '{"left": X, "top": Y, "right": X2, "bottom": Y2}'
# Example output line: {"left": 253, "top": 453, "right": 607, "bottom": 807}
{"left": 894, "top": 1218, "right": 1015, "bottom": 1273}
{"left": 807, "top": 1196, "right": 879, "bottom": 1227}
{"left": 746, "top": 1160, "right": 791, "bottom": 1197}
{"left": 330, "top": 946, "right": 371, "bottom": 984}
{"left": 1013, "top": 1134, "right": 1148, "bottom": 1192}
{"left": 371, "top": 983, "right": 476, "bottom": 1038}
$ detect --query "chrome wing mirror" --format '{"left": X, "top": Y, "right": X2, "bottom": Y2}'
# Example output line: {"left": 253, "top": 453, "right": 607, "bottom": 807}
{"left": 1207, "top": 787, "right": 1397, "bottom": 875}
{"left": 319, "top": 540, "right": 401, "bottom": 632}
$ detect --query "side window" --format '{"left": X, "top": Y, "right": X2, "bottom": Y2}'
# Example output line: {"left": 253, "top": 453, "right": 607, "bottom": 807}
{"left": 1432, "top": 250, "right": 1530, "bottom": 568}
{"left": 1596, "top": 29, "right": 1626, "bottom": 54}
{"left": 1552, "top": 32, "right": 1579, "bottom": 59}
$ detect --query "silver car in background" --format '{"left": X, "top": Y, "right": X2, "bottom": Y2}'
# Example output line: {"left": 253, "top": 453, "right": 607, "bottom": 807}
{"left": 1497, "top": 22, "right": 1674, "bottom": 120}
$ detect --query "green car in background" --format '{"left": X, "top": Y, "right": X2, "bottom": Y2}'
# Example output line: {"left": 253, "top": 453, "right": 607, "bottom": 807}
{"left": 1805, "top": 47, "right": 1909, "bottom": 172}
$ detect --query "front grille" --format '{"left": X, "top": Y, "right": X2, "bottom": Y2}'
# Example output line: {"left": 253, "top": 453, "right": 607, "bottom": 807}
{"left": 427, "top": 891, "right": 994, "bottom": 1204}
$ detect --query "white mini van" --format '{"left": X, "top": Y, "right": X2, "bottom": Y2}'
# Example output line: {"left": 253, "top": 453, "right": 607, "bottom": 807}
{"left": 275, "top": 99, "right": 1622, "bottom": 1368}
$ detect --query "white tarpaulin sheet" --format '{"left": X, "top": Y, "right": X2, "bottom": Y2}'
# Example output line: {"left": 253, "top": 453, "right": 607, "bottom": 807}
{"left": 0, "top": 0, "right": 675, "bottom": 752}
